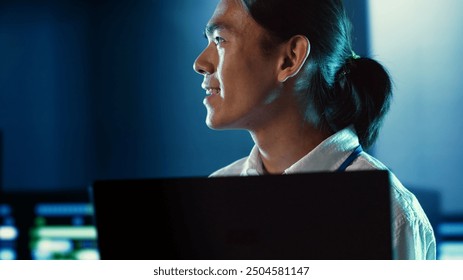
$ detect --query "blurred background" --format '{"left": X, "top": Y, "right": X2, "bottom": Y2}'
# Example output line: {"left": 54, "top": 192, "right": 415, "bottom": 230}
{"left": 0, "top": 0, "right": 462, "bottom": 259}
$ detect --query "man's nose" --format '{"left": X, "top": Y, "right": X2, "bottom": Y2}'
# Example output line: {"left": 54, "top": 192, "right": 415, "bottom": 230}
{"left": 193, "top": 47, "right": 215, "bottom": 75}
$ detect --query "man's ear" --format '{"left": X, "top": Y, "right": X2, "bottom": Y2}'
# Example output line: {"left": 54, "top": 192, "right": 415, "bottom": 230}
{"left": 277, "top": 35, "right": 310, "bottom": 83}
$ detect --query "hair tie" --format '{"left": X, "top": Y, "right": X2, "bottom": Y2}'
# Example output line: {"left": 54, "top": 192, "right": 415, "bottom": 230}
{"left": 338, "top": 51, "right": 360, "bottom": 81}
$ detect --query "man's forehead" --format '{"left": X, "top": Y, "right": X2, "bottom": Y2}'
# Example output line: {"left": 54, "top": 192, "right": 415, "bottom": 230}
{"left": 206, "top": 0, "right": 248, "bottom": 34}
{"left": 211, "top": 0, "right": 240, "bottom": 18}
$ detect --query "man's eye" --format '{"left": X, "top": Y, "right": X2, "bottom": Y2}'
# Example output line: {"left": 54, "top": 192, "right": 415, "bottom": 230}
{"left": 214, "top": 36, "right": 225, "bottom": 45}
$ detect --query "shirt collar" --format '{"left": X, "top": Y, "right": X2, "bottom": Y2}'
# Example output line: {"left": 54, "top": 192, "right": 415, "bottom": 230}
{"left": 240, "top": 145, "right": 264, "bottom": 176}
{"left": 241, "top": 126, "right": 360, "bottom": 175}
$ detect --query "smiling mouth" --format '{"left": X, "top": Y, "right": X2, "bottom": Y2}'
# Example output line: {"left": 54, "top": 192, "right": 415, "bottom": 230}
{"left": 206, "top": 88, "right": 221, "bottom": 96}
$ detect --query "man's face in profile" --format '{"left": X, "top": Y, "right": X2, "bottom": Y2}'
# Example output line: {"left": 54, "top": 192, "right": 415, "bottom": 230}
{"left": 193, "top": 0, "right": 284, "bottom": 131}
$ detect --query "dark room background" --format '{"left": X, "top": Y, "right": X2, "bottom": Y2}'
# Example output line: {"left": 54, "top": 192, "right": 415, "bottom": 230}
{"left": 1, "top": 0, "right": 461, "bottom": 219}
{"left": 0, "top": 0, "right": 367, "bottom": 190}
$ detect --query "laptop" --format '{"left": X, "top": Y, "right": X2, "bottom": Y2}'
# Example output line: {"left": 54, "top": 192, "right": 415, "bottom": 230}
{"left": 90, "top": 170, "right": 392, "bottom": 260}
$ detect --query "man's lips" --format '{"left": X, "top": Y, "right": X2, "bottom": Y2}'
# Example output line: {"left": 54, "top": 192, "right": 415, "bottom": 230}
{"left": 205, "top": 87, "right": 221, "bottom": 95}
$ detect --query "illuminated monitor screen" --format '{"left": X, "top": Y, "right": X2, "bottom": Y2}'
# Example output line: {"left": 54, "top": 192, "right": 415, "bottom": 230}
{"left": 0, "top": 204, "right": 18, "bottom": 260}
{"left": 439, "top": 220, "right": 463, "bottom": 260}
{"left": 30, "top": 202, "right": 98, "bottom": 260}
{"left": 0, "top": 192, "right": 99, "bottom": 260}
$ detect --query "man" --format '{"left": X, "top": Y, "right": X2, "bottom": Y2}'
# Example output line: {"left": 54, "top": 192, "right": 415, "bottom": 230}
{"left": 193, "top": 0, "right": 435, "bottom": 259}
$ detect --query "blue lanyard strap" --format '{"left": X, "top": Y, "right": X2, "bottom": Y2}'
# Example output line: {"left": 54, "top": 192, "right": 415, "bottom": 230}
{"left": 337, "top": 145, "right": 363, "bottom": 172}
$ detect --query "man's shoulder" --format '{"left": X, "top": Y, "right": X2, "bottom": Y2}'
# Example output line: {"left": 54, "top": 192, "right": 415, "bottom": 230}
{"left": 388, "top": 172, "right": 436, "bottom": 259}
{"left": 209, "top": 157, "right": 248, "bottom": 177}
{"left": 353, "top": 153, "right": 434, "bottom": 231}
{"left": 354, "top": 153, "right": 436, "bottom": 259}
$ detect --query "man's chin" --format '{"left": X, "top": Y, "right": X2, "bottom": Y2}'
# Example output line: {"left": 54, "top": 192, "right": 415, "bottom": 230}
{"left": 205, "top": 118, "right": 236, "bottom": 131}
{"left": 206, "top": 120, "right": 226, "bottom": 131}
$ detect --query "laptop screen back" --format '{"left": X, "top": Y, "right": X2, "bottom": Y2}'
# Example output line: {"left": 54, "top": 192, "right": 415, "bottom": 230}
{"left": 91, "top": 171, "right": 392, "bottom": 260}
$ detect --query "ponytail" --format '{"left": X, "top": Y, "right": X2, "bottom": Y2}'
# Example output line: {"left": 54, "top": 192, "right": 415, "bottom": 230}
{"left": 324, "top": 57, "right": 393, "bottom": 148}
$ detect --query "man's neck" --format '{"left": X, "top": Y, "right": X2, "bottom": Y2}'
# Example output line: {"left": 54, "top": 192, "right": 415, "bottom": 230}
{"left": 249, "top": 114, "right": 332, "bottom": 175}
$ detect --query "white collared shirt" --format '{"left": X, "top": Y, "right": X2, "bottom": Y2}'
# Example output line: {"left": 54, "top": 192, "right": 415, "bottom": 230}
{"left": 210, "top": 127, "right": 436, "bottom": 260}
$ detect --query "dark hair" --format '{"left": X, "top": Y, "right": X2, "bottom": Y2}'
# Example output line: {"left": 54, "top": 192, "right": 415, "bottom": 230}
{"left": 241, "top": 0, "right": 392, "bottom": 148}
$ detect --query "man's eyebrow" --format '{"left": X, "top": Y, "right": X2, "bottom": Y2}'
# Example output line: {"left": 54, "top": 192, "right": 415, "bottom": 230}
{"left": 204, "top": 22, "right": 231, "bottom": 37}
